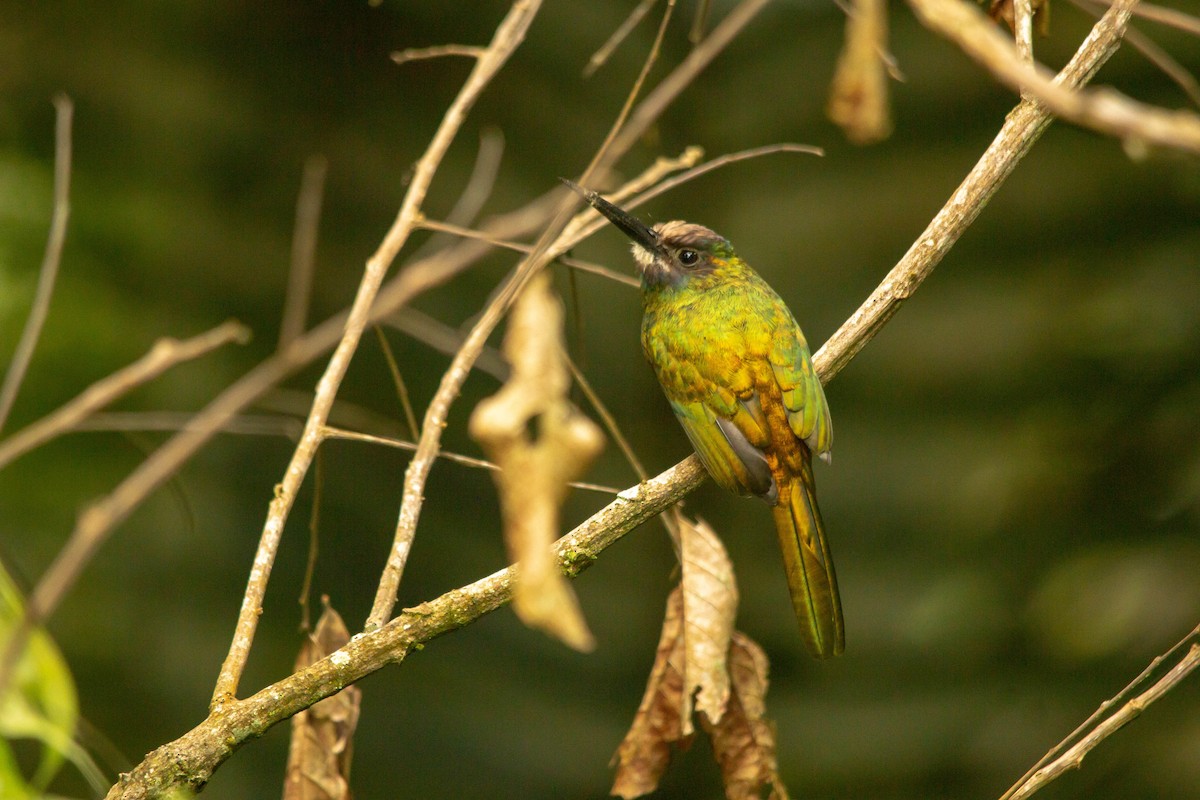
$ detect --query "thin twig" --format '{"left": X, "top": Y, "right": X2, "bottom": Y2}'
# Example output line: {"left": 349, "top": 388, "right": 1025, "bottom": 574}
{"left": 584, "top": 0, "right": 658, "bottom": 77}
{"left": 278, "top": 155, "right": 327, "bottom": 351}
{"left": 909, "top": 0, "right": 1200, "bottom": 154}
{"left": 417, "top": 217, "right": 641, "bottom": 287}
{"left": 1122, "top": 0, "right": 1200, "bottom": 36}
{"left": 0, "top": 321, "right": 251, "bottom": 471}
{"left": 373, "top": 326, "right": 421, "bottom": 441}
{"left": 1004, "top": 629, "right": 1200, "bottom": 800}
{"left": 410, "top": 128, "right": 506, "bottom": 263}
{"left": 579, "top": 0, "right": 676, "bottom": 189}
{"left": 391, "top": 44, "right": 486, "bottom": 65}
{"left": 322, "top": 424, "right": 620, "bottom": 494}
{"left": 0, "top": 95, "right": 73, "bottom": 435}
{"left": 1070, "top": 0, "right": 1200, "bottom": 108}
{"left": 210, "top": 0, "right": 544, "bottom": 707}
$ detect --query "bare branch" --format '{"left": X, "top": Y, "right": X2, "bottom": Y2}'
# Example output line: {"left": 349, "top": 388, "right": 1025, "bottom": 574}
{"left": 390, "top": 44, "right": 485, "bottom": 65}
{"left": 0, "top": 95, "right": 73, "bottom": 435}
{"left": 211, "top": 0, "right": 544, "bottom": 706}
{"left": 105, "top": 455, "right": 707, "bottom": 800}
{"left": 0, "top": 321, "right": 251, "bottom": 471}
{"left": 584, "top": 0, "right": 658, "bottom": 77}
{"left": 817, "top": 0, "right": 1135, "bottom": 382}
{"left": 1003, "top": 627, "right": 1200, "bottom": 800}
{"left": 279, "top": 155, "right": 328, "bottom": 351}
{"left": 909, "top": 0, "right": 1200, "bottom": 155}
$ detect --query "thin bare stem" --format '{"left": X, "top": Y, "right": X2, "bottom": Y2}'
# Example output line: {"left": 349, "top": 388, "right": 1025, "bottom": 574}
{"left": 0, "top": 95, "right": 73, "bottom": 435}
{"left": 373, "top": 326, "right": 420, "bottom": 441}
{"left": 211, "top": 0, "right": 543, "bottom": 707}
{"left": 279, "top": 155, "right": 327, "bottom": 350}
{"left": 608, "top": 0, "right": 772, "bottom": 159}
{"left": 564, "top": 354, "right": 647, "bottom": 481}
{"left": 391, "top": 44, "right": 486, "bottom": 65}
{"left": 1122, "top": 0, "right": 1200, "bottom": 36}
{"left": 417, "top": 217, "right": 641, "bottom": 287}
{"left": 1004, "top": 628, "right": 1200, "bottom": 800}
{"left": 410, "top": 128, "right": 506, "bottom": 263}
{"left": 1071, "top": 0, "right": 1200, "bottom": 108}
{"left": 322, "top": 424, "right": 620, "bottom": 494}
{"left": 909, "top": 0, "right": 1200, "bottom": 154}
{"left": 584, "top": 0, "right": 658, "bottom": 77}
{"left": 0, "top": 321, "right": 250, "bottom": 471}
{"left": 579, "top": 0, "right": 675, "bottom": 189}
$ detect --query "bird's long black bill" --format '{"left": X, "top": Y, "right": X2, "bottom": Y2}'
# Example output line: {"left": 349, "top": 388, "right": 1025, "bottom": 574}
{"left": 559, "top": 178, "right": 660, "bottom": 254}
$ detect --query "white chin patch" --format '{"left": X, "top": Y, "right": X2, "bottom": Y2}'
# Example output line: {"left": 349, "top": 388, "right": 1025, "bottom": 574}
{"left": 630, "top": 244, "right": 656, "bottom": 272}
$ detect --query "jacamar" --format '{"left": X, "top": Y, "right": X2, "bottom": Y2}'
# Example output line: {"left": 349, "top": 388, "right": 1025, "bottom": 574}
{"left": 563, "top": 179, "right": 844, "bottom": 658}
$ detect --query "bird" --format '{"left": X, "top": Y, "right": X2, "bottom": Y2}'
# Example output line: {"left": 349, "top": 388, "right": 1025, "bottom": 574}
{"left": 562, "top": 178, "right": 844, "bottom": 658}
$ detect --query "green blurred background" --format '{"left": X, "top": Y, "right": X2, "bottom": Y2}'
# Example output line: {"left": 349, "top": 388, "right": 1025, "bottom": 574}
{"left": 3, "top": 1, "right": 1200, "bottom": 797}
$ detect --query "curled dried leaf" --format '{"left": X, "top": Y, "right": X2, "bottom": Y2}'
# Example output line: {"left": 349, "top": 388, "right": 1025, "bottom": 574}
{"left": 611, "top": 587, "right": 690, "bottom": 799}
{"left": 828, "top": 0, "right": 894, "bottom": 144}
{"left": 679, "top": 516, "right": 737, "bottom": 725}
{"left": 699, "top": 632, "right": 789, "bottom": 800}
{"left": 283, "top": 600, "right": 361, "bottom": 800}
{"left": 469, "top": 271, "right": 604, "bottom": 652}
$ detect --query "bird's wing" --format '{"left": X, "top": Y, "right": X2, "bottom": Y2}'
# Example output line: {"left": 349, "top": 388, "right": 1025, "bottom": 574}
{"left": 768, "top": 321, "right": 832, "bottom": 459}
{"left": 667, "top": 396, "right": 778, "bottom": 502}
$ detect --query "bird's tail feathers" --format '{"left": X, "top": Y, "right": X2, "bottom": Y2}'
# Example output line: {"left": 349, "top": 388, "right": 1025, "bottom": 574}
{"left": 771, "top": 461, "right": 844, "bottom": 658}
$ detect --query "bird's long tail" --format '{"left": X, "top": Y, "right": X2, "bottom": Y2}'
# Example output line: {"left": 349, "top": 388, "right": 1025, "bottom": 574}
{"left": 771, "top": 455, "right": 844, "bottom": 658}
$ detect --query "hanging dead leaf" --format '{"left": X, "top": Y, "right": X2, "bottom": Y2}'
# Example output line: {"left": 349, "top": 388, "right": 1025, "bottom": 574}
{"left": 828, "top": 0, "right": 894, "bottom": 144}
{"left": 679, "top": 516, "right": 737, "bottom": 725}
{"left": 611, "top": 587, "right": 691, "bottom": 799}
{"left": 469, "top": 271, "right": 604, "bottom": 652}
{"left": 283, "top": 599, "right": 361, "bottom": 800}
{"left": 699, "top": 631, "right": 789, "bottom": 800}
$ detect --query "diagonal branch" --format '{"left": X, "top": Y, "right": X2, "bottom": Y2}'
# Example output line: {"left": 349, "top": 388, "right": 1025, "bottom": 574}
{"left": 908, "top": 0, "right": 1200, "bottom": 154}
{"left": 210, "top": 0, "right": 543, "bottom": 707}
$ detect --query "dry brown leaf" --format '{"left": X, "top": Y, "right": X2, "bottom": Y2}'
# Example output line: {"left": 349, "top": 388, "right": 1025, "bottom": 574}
{"left": 469, "top": 271, "right": 604, "bottom": 652}
{"left": 699, "top": 632, "right": 790, "bottom": 800}
{"left": 282, "top": 599, "right": 362, "bottom": 800}
{"left": 828, "top": 0, "right": 893, "bottom": 144}
{"left": 679, "top": 516, "right": 737, "bottom": 727}
{"left": 611, "top": 587, "right": 692, "bottom": 799}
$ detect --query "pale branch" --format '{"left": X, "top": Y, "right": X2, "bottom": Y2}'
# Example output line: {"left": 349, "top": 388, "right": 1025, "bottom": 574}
{"left": 390, "top": 44, "right": 487, "bottom": 65}
{"left": 364, "top": 144, "right": 711, "bottom": 630}
{"left": 278, "top": 154, "right": 328, "bottom": 351}
{"left": 104, "top": 456, "right": 706, "bottom": 800}
{"left": 1004, "top": 632, "right": 1200, "bottom": 800}
{"left": 0, "top": 95, "right": 73, "bottom": 435}
{"left": 909, "top": 0, "right": 1200, "bottom": 155}
{"left": 0, "top": 321, "right": 250, "bottom": 472}
{"left": 815, "top": 0, "right": 1135, "bottom": 382}
{"left": 211, "top": 0, "right": 543, "bottom": 707}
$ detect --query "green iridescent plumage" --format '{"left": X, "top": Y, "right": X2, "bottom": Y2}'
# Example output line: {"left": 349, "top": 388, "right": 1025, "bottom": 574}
{"left": 566, "top": 180, "right": 844, "bottom": 658}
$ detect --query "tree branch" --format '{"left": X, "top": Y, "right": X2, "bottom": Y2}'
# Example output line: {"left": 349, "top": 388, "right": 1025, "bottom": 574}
{"left": 99, "top": 0, "right": 1148, "bottom": 795}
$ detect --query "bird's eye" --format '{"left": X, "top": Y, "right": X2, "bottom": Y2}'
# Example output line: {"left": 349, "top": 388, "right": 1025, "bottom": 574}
{"left": 678, "top": 249, "right": 700, "bottom": 267}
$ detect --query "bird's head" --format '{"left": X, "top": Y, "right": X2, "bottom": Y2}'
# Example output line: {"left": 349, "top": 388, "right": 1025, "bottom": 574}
{"left": 562, "top": 179, "right": 734, "bottom": 289}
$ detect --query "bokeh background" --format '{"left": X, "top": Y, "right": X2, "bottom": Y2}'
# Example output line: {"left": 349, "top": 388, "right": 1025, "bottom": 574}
{"left": 3, "top": 1, "right": 1200, "bottom": 798}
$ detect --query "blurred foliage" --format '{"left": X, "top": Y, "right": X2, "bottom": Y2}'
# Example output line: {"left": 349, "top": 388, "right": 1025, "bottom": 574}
{"left": 1, "top": 0, "right": 1199, "bottom": 798}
